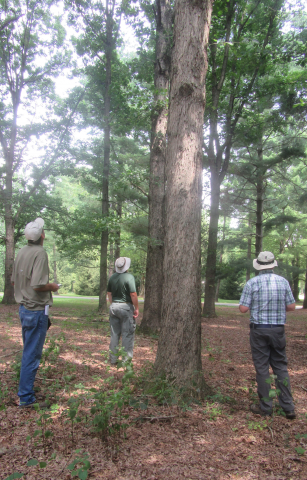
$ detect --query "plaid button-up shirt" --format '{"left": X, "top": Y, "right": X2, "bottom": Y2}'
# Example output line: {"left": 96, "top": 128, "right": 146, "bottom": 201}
{"left": 239, "top": 269, "right": 295, "bottom": 324}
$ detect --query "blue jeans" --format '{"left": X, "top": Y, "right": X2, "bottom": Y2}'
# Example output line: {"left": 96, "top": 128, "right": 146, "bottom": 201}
{"left": 18, "top": 305, "right": 48, "bottom": 406}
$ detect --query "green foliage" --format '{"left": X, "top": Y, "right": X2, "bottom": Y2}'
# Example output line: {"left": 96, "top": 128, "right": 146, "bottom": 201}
{"left": 4, "top": 474, "right": 24, "bottom": 480}
{"left": 67, "top": 451, "right": 91, "bottom": 480}
{"left": 90, "top": 352, "right": 135, "bottom": 441}
{"left": 248, "top": 419, "right": 268, "bottom": 431}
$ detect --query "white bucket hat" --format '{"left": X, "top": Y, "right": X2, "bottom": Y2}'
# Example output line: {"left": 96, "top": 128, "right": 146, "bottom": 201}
{"left": 24, "top": 217, "right": 44, "bottom": 241}
{"left": 253, "top": 251, "right": 278, "bottom": 271}
{"left": 115, "top": 257, "right": 131, "bottom": 273}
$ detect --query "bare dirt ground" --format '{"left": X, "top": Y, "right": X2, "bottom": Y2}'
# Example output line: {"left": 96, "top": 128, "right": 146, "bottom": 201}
{"left": 0, "top": 302, "right": 307, "bottom": 480}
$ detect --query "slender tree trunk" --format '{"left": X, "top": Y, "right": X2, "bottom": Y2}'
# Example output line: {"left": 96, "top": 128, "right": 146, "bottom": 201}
{"left": 292, "top": 256, "right": 299, "bottom": 302}
{"left": 114, "top": 201, "right": 121, "bottom": 260}
{"left": 52, "top": 244, "right": 59, "bottom": 296}
{"left": 215, "top": 214, "right": 226, "bottom": 302}
{"left": 155, "top": 0, "right": 213, "bottom": 392}
{"left": 2, "top": 155, "right": 15, "bottom": 304}
{"left": 203, "top": 169, "right": 220, "bottom": 317}
{"left": 246, "top": 237, "right": 252, "bottom": 282}
{"left": 255, "top": 147, "right": 264, "bottom": 259}
{"left": 303, "top": 259, "right": 307, "bottom": 309}
{"left": 246, "top": 213, "right": 252, "bottom": 282}
{"left": 2, "top": 202, "right": 15, "bottom": 304}
{"left": 98, "top": 1, "right": 113, "bottom": 312}
{"left": 140, "top": 0, "right": 172, "bottom": 334}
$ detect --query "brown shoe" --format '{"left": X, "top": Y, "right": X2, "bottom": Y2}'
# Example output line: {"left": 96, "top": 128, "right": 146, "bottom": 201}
{"left": 250, "top": 404, "right": 272, "bottom": 417}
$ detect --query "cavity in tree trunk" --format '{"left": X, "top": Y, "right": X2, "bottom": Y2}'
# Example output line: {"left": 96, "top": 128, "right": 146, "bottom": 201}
{"left": 154, "top": 0, "right": 213, "bottom": 392}
{"left": 141, "top": 0, "right": 172, "bottom": 334}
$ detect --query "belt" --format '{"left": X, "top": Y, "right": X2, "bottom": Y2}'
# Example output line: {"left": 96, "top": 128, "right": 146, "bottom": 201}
{"left": 112, "top": 302, "right": 131, "bottom": 304}
{"left": 250, "top": 323, "right": 284, "bottom": 329}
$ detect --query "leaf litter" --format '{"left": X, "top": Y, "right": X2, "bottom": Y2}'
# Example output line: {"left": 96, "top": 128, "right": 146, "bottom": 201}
{"left": 0, "top": 303, "right": 307, "bottom": 480}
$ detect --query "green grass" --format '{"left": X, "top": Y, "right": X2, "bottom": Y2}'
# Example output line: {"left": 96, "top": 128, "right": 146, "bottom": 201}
{"left": 201, "top": 298, "right": 239, "bottom": 304}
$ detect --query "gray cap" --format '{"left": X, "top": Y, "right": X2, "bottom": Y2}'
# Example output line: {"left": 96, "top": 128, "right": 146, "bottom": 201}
{"left": 24, "top": 217, "right": 44, "bottom": 241}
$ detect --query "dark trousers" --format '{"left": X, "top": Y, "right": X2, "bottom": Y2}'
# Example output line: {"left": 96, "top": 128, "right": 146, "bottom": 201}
{"left": 250, "top": 326, "right": 294, "bottom": 413}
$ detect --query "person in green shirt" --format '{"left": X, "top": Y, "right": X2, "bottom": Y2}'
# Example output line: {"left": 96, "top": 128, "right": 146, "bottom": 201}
{"left": 107, "top": 257, "right": 139, "bottom": 364}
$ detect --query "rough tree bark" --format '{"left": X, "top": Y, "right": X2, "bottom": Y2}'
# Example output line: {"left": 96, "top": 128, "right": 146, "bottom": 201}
{"left": 140, "top": 0, "right": 172, "bottom": 334}
{"left": 154, "top": 0, "right": 213, "bottom": 391}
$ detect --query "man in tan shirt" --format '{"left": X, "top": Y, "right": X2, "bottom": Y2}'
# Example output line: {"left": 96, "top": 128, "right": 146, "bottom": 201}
{"left": 12, "top": 217, "right": 59, "bottom": 407}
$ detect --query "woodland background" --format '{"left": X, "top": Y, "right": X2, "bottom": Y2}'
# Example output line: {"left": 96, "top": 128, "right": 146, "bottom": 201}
{"left": 0, "top": 0, "right": 306, "bottom": 311}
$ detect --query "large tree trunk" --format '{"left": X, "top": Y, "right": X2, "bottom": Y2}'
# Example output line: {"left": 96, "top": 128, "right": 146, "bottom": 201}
{"left": 155, "top": 0, "right": 213, "bottom": 392}
{"left": 140, "top": 0, "right": 172, "bottom": 334}
{"left": 98, "top": 1, "right": 113, "bottom": 313}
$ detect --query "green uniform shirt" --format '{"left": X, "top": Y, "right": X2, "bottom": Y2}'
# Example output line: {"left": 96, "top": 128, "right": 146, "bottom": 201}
{"left": 107, "top": 272, "right": 136, "bottom": 303}
{"left": 11, "top": 244, "right": 52, "bottom": 311}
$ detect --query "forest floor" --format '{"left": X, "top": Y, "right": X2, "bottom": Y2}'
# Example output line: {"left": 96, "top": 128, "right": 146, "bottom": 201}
{"left": 1, "top": 299, "right": 307, "bottom": 480}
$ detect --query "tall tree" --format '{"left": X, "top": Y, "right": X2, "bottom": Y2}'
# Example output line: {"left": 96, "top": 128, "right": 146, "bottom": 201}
{"left": 70, "top": 0, "right": 148, "bottom": 312}
{"left": 154, "top": 0, "right": 213, "bottom": 390}
{"left": 0, "top": 0, "right": 69, "bottom": 304}
{"left": 203, "top": 0, "right": 284, "bottom": 317}
{"left": 140, "top": 0, "right": 172, "bottom": 334}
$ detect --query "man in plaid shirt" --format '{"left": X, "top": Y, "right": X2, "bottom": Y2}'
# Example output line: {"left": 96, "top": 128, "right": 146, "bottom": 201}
{"left": 239, "top": 251, "right": 296, "bottom": 419}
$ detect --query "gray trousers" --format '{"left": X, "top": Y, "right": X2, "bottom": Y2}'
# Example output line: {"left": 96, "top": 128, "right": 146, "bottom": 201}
{"left": 109, "top": 302, "right": 136, "bottom": 363}
{"left": 250, "top": 326, "right": 294, "bottom": 413}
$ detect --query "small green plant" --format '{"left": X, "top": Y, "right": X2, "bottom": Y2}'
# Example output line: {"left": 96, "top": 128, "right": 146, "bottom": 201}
{"left": 295, "top": 447, "right": 305, "bottom": 456}
{"left": 4, "top": 474, "right": 24, "bottom": 480}
{"left": 203, "top": 403, "right": 223, "bottom": 421}
{"left": 29, "top": 404, "right": 58, "bottom": 454}
{"left": 11, "top": 355, "right": 22, "bottom": 384}
{"left": 248, "top": 419, "right": 268, "bottom": 431}
{"left": 67, "top": 450, "right": 91, "bottom": 480}
{"left": 90, "top": 357, "right": 134, "bottom": 442}
{"left": 27, "top": 458, "right": 47, "bottom": 468}
{"left": 64, "top": 397, "right": 82, "bottom": 444}
{"left": 41, "top": 334, "right": 64, "bottom": 369}
{"left": 0, "top": 380, "right": 9, "bottom": 411}
{"left": 209, "top": 389, "right": 236, "bottom": 405}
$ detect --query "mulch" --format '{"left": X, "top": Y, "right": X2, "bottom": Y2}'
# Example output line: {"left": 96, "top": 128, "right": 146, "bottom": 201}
{"left": 0, "top": 304, "right": 307, "bottom": 480}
